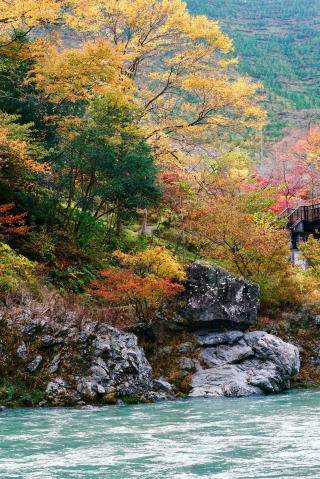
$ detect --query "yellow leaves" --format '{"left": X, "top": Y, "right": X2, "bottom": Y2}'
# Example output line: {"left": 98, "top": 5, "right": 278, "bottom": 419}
{"left": 0, "top": 0, "right": 67, "bottom": 45}
{"left": 113, "top": 247, "right": 186, "bottom": 281}
{"left": 0, "top": 0, "right": 62, "bottom": 26}
{"left": 29, "top": 39, "right": 132, "bottom": 105}
{"left": 7, "top": 0, "right": 265, "bottom": 175}
{"left": 299, "top": 237, "right": 320, "bottom": 274}
{"left": 0, "top": 125, "right": 47, "bottom": 174}
{"left": 54, "top": 0, "right": 265, "bottom": 165}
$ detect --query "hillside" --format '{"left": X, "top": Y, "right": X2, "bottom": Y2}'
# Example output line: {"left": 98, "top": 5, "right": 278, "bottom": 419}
{"left": 187, "top": 0, "right": 320, "bottom": 134}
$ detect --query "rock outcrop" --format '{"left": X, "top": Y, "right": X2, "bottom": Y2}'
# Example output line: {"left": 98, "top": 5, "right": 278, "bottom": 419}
{"left": 0, "top": 305, "right": 153, "bottom": 406}
{"left": 189, "top": 331, "right": 300, "bottom": 397}
{"left": 0, "top": 260, "right": 302, "bottom": 406}
{"left": 183, "top": 261, "right": 260, "bottom": 331}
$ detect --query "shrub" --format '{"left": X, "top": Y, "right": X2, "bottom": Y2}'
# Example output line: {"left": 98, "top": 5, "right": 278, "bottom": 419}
{"left": 23, "top": 225, "right": 56, "bottom": 262}
{"left": 87, "top": 269, "right": 184, "bottom": 323}
{"left": 0, "top": 242, "right": 37, "bottom": 294}
{"left": 113, "top": 247, "right": 186, "bottom": 281}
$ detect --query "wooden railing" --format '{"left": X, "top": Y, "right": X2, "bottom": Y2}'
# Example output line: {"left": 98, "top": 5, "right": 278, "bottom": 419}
{"left": 282, "top": 203, "right": 320, "bottom": 225}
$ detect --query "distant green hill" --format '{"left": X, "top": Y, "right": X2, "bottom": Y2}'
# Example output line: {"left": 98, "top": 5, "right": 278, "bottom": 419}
{"left": 187, "top": 0, "right": 320, "bottom": 134}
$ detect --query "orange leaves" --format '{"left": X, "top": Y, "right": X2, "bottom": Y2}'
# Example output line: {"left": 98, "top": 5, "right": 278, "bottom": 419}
{"left": 0, "top": 120, "right": 49, "bottom": 184}
{"left": 88, "top": 246, "right": 185, "bottom": 322}
{"left": 0, "top": 129, "right": 46, "bottom": 173}
{"left": 294, "top": 125, "right": 320, "bottom": 166}
{"left": 180, "top": 172, "right": 299, "bottom": 305}
{"left": 0, "top": 203, "right": 30, "bottom": 237}
{"left": 89, "top": 269, "right": 183, "bottom": 302}
{"left": 87, "top": 269, "right": 184, "bottom": 323}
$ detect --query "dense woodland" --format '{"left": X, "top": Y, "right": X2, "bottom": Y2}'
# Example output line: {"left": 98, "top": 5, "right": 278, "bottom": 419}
{"left": 0, "top": 0, "right": 320, "bottom": 332}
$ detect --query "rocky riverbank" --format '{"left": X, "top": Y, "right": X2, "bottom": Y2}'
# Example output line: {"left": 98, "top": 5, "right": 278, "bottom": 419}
{"left": 0, "top": 262, "right": 306, "bottom": 407}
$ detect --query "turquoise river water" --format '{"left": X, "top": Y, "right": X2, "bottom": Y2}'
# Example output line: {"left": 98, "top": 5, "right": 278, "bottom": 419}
{"left": 0, "top": 389, "right": 319, "bottom": 479}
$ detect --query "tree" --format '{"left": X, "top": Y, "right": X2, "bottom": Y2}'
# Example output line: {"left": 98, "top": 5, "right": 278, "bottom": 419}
{"left": 88, "top": 269, "right": 184, "bottom": 323}
{"left": 0, "top": 0, "right": 67, "bottom": 47}
{"left": 292, "top": 125, "right": 320, "bottom": 202}
{"left": 114, "top": 247, "right": 186, "bottom": 281}
{"left": 179, "top": 170, "right": 300, "bottom": 304}
{"left": 52, "top": 98, "right": 160, "bottom": 235}
{"left": 299, "top": 236, "right": 320, "bottom": 281}
{"left": 262, "top": 126, "right": 320, "bottom": 208}
{"left": 33, "top": 0, "right": 265, "bottom": 167}
{"left": 88, "top": 245, "right": 185, "bottom": 322}
{"left": 29, "top": 38, "right": 131, "bottom": 109}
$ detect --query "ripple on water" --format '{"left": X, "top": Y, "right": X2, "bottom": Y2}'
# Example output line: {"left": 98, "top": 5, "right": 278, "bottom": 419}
{"left": 0, "top": 389, "right": 319, "bottom": 479}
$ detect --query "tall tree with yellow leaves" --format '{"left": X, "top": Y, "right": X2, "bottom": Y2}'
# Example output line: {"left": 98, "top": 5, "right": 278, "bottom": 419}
{"left": 31, "top": 0, "right": 265, "bottom": 168}
{"left": 0, "top": 0, "right": 68, "bottom": 47}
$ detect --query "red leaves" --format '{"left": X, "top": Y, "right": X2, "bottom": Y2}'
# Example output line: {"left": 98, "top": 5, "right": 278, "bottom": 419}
{"left": 89, "top": 269, "right": 184, "bottom": 302}
{"left": 87, "top": 269, "right": 184, "bottom": 323}
{"left": 263, "top": 125, "right": 320, "bottom": 208}
{"left": 0, "top": 203, "right": 30, "bottom": 237}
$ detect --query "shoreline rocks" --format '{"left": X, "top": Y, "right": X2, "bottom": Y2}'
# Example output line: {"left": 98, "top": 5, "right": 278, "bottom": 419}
{"left": 0, "top": 305, "right": 155, "bottom": 406}
{"left": 189, "top": 331, "right": 300, "bottom": 397}
{"left": 0, "top": 261, "right": 302, "bottom": 406}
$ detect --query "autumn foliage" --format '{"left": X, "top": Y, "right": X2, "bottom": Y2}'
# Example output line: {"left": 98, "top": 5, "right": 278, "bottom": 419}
{"left": 88, "top": 269, "right": 184, "bottom": 323}
{"left": 262, "top": 126, "right": 320, "bottom": 209}
{"left": 0, "top": 0, "right": 318, "bottom": 314}
{"left": 0, "top": 203, "right": 30, "bottom": 237}
{"left": 113, "top": 247, "right": 186, "bottom": 281}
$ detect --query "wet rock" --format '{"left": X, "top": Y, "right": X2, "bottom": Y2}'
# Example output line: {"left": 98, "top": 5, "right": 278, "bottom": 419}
{"left": 189, "top": 331, "right": 300, "bottom": 398}
{"left": 190, "top": 365, "right": 261, "bottom": 398}
{"left": 0, "top": 301, "right": 154, "bottom": 406}
{"left": 183, "top": 261, "right": 260, "bottom": 331}
{"left": 23, "top": 318, "right": 48, "bottom": 335}
{"left": 92, "top": 383, "right": 106, "bottom": 395}
{"left": 46, "top": 378, "right": 80, "bottom": 404}
{"left": 199, "top": 342, "right": 253, "bottom": 367}
{"left": 46, "top": 377, "right": 68, "bottom": 395}
{"left": 41, "top": 335, "right": 62, "bottom": 347}
{"left": 146, "top": 391, "right": 168, "bottom": 401}
{"left": 154, "top": 377, "right": 173, "bottom": 392}
{"left": 178, "top": 357, "right": 197, "bottom": 372}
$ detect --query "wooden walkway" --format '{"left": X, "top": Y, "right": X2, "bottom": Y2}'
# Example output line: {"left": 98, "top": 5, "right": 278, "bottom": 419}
{"left": 284, "top": 203, "right": 320, "bottom": 230}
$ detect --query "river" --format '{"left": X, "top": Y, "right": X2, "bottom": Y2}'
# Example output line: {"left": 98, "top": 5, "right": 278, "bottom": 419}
{"left": 0, "top": 389, "right": 319, "bottom": 479}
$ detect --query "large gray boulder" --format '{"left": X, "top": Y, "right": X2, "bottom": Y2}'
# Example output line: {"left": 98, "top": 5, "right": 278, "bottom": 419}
{"left": 189, "top": 331, "right": 300, "bottom": 397}
{"left": 183, "top": 261, "right": 260, "bottom": 331}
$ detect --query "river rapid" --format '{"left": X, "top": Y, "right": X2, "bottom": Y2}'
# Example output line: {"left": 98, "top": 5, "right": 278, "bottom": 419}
{"left": 0, "top": 389, "right": 319, "bottom": 479}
